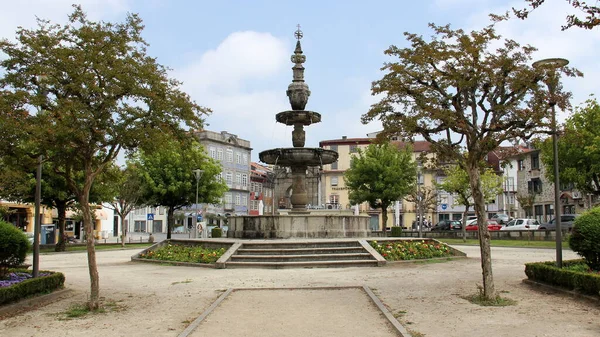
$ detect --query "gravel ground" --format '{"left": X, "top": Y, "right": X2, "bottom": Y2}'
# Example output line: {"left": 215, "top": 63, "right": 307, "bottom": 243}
{"left": 0, "top": 244, "right": 598, "bottom": 337}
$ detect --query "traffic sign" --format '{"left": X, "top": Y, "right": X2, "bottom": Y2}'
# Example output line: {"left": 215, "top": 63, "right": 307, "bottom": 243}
{"left": 147, "top": 213, "right": 154, "bottom": 221}
{"left": 441, "top": 204, "right": 447, "bottom": 210}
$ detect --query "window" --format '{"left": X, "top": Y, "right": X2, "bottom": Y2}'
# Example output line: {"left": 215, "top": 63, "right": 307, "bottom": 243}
{"left": 349, "top": 145, "right": 358, "bottom": 153}
{"left": 331, "top": 161, "right": 338, "bottom": 170}
{"left": 225, "top": 193, "right": 232, "bottom": 204}
{"left": 159, "top": 207, "right": 165, "bottom": 215}
{"left": 226, "top": 172, "right": 233, "bottom": 185}
{"left": 531, "top": 154, "right": 540, "bottom": 170}
{"left": 236, "top": 152, "right": 241, "bottom": 164}
{"left": 227, "top": 149, "right": 233, "bottom": 162}
{"left": 331, "top": 176, "right": 338, "bottom": 186}
{"left": 507, "top": 194, "right": 515, "bottom": 205}
{"left": 217, "top": 149, "right": 223, "bottom": 161}
{"left": 236, "top": 173, "right": 241, "bottom": 184}
{"left": 209, "top": 147, "right": 216, "bottom": 159}
{"left": 257, "top": 183, "right": 262, "bottom": 193}
{"left": 518, "top": 159, "right": 525, "bottom": 171}
{"left": 330, "top": 145, "right": 338, "bottom": 152}
{"left": 528, "top": 178, "right": 543, "bottom": 193}
{"left": 241, "top": 195, "right": 247, "bottom": 206}
{"left": 242, "top": 154, "right": 248, "bottom": 164}
{"left": 504, "top": 177, "right": 515, "bottom": 191}
{"left": 235, "top": 194, "right": 241, "bottom": 205}
{"left": 329, "top": 194, "right": 339, "bottom": 204}
{"left": 242, "top": 174, "right": 248, "bottom": 186}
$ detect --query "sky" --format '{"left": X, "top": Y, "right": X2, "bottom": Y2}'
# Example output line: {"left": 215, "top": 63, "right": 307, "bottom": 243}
{"left": 2, "top": 0, "right": 599, "bottom": 163}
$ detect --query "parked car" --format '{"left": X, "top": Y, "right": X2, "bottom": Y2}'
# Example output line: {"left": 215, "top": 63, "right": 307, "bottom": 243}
{"left": 500, "top": 218, "right": 541, "bottom": 230}
{"left": 465, "top": 219, "right": 502, "bottom": 231}
{"left": 431, "top": 219, "right": 462, "bottom": 231}
{"left": 538, "top": 214, "right": 580, "bottom": 231}
{"left": 490, "top": 213, "right": 511, "bottom": 225}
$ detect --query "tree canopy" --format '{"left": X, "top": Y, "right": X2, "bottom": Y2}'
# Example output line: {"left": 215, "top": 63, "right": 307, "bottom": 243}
{"left": 344, "top": 142, "right": 417, "bottom": 229}
{"left": 363, "top": 22, "right": 577, "bottom": 299}
{"left": 512, "top": 0, "right": 600, "bottom": 30}
{"left": 0, "top": 6, "right": 210, "bottom": 309}
{"left": 537, "top": 98, "right": 600, "bottom": 196}
{"left": 135, "top": 139, "right": 228, "bottom": 239}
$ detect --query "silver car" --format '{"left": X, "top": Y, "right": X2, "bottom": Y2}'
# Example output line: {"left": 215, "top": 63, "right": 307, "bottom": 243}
{"left": 500, "top": 218, "right": 541, "bottom": 230}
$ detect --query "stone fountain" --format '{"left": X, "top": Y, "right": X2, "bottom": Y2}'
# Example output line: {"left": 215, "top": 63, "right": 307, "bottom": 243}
{"left": 227, "top": 26, "right": 370, "bottom": 238}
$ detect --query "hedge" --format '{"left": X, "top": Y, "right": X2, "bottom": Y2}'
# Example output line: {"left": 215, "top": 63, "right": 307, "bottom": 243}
{"left": 0, "top": 269, "right": 65, "bottom": 306}
{"left": 211, "top": 227, "right": 222, "bottom": 238}
{"left": 524, "top": 259, "right": 600, "bottom": 297}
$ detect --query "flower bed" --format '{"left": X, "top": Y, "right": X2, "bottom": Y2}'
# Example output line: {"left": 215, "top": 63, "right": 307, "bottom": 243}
{"left": 138, "top": 243, "right": 226, "bottom": 264}
{"left": 370, "top": 240, "right": 453, "bottom": 261}
{"left": 0, "top": 269, "right": 65, "bottom": 306}
{"left": 525, "top": 259, "right": 600, "bottom": 297}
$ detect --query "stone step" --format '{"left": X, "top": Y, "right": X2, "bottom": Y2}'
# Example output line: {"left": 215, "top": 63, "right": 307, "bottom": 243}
{"left": 236, "top": 247, "right": 365, "bottom": 255}
{"left": 239, "top": 241, "right": 363, "bottom": 249}
{"left": 230, "top": 253, "right": 374, "bottom": 262}
{"left": 225, "top": 260, "right": 379, "bottom": 269}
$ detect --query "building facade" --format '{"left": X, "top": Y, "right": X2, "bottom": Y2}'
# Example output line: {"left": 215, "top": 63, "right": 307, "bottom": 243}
{"left": 196, "top": 130, "right": 252, "bottom": 217}
{"left": 249, "top": 162, "right": 274, "bottom": 215}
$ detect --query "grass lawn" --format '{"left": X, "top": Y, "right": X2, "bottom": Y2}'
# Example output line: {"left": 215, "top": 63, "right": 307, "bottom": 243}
{"left": 438, "top": 238, "right": 571, "bottom": 249}
{"left": 37, "top": 242, "right": 153, "bottom": 254}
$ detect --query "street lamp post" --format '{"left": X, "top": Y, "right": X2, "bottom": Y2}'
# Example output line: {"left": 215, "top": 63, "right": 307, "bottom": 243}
{"left": 32, "top": 155, "right": 43, "bottom": 278}
{"left": 193, "top": 169, "right": 204, "bottom": 239}
{"left": 533, "top": 57, "right": 569, "bottom": 268}
{"left": 417, "top": 164, "right": 423, "bottom": 238}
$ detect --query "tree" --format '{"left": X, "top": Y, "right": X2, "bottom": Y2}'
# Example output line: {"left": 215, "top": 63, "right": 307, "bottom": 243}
{"left": 512, "top": 0, "right": 600, "bottom": 30}
{"left": 135, "top": 139, "right": 228, "bottom": 239}
{"left": 104, "top": 163, "right": 143, "bottom": 247}
{"left": 405, "top": 185, "right": 437, "bottom": 230}
{"left": 344, "top": 142, "right": 417, "bottom": 230}
{"left": 436, "top": 165, "right": 503, "bottom": 241}
{"left": 0, "top": 6, "right": 208, "bottom": 309}
{"left": 362, "top": 23, "right": 577, "bottom": 299}
{"left": 537, "top": 98, "right": 600, "bottom": 199}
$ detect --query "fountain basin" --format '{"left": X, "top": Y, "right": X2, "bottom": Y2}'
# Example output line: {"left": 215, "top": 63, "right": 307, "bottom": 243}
{"left": 227, "top": 214, "right": 370, "bottom": 239}
{"left": 276, "top": 110, "right": 321, "bottom": 126}
{"left": 259, "top": 148, "right": 338, "bottom": 166}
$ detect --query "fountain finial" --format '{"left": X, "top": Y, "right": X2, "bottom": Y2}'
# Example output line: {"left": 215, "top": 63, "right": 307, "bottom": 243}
{"left": 287, "top": 25, "right": 311, "bottom": 110}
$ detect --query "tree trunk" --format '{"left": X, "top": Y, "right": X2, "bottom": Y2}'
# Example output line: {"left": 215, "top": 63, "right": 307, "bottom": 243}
{"left": 120, "top": 213, "right": 127, "bottom": 248}
{"left": 381, "top": 205, "right": 388, "bottom": 236}
{"left": 167, "top": 207, "right": 174, "bottom": 240}
{"left": 79, "top": 182, "right": 100, "bottom": 310}
{"left": 55, "top": 200, "right": 67, "bottom": 252}
{"left": 467, "top": 162, "right": 496, "bottom": 300}
{"left": 462, "top": 207, "right": 469, "bottom": 243}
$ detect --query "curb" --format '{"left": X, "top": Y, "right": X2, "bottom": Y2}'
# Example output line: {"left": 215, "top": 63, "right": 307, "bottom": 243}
{"left": 0, "top": 288, "right": 73, "bottom": 320}
{"left": 177, "top": 286, "right": 412, "bottom": 337}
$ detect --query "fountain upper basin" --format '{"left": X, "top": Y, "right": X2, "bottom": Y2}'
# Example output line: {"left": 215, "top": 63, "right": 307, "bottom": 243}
{"left": 275, "top": 110, "right": 321, "bottom": 126}
{"left": 259, "top": 148, "right": 338, "bottom": 166}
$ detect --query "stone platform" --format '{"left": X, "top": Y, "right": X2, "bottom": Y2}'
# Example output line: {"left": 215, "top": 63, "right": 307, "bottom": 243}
{"left": 227, "top": 214, "right": 370, "bottom": 239}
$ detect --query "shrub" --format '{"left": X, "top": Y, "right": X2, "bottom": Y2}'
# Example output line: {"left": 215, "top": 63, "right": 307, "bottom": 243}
{"left": 211, "top": 227, "right": 222, "bottom": 238}
{"left": 525, "top": 259, "right": 600, "bottom": 297}
{"left": 0, "top": 221, "right": 31, "bottom": 276}
{"left": 0, "top": 269, "right": 65, "bottom": 305}
{"left": 569, "top": 208, "right": 600, "bottom": 271}
{"left": 390, "top": 226, "right": 402, "bottom": 237}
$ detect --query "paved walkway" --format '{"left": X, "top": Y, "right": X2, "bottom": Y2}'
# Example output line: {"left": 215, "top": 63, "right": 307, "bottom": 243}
{"left": 2, "top": 245, "right": 598, "bottom": 337}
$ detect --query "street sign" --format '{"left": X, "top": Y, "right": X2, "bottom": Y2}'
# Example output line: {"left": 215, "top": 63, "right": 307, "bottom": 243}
{"left": 147, "top": 213, "right": 154, "bottom": 221}
{"left": 441, "top": 204, "right": 447, "bottom": 210}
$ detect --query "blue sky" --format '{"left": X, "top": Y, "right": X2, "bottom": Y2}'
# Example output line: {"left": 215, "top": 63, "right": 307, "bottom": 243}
{"left": 2, "top": 0, "right": 599, "bottom": 162}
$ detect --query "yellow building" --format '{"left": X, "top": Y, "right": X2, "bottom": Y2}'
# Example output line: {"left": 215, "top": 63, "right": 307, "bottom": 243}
{"left": 318, "top": 137, "right": 436, "bottom": 231}
{"left": 0, "top": 200, "right": 53, "bottom": 232}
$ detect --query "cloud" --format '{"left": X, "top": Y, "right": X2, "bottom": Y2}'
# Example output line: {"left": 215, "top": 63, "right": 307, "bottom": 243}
{"left": 0, "top": 0, "right": 130, "bottom": 41}
{"left": 174, "top": 31, "right": 293, "bottom": 157}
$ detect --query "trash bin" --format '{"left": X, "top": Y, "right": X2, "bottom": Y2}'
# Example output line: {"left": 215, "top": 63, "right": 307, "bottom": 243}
{"left": 41, "top": 224, "right": 56, "bottom": 244}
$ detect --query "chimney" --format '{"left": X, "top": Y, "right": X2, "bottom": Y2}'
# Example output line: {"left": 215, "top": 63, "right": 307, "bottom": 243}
{"left": 342, "top": 136, "right": 347, "bottom": 140}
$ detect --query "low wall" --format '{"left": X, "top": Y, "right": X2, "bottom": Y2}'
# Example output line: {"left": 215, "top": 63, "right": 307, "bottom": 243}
{"left": 371, "top": 229, "right": 570, "bottom": 240}
{"left": 227, "top": 215, "right": 371, "bottom": 239}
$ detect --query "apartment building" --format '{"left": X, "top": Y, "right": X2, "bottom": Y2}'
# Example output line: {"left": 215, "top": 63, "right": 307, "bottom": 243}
{"left": 249, "top": 162, "right": 274, "bottom": 215}
{"left": 196, "top": 130, "right": 252, "bottom": 217}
